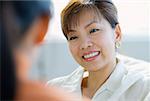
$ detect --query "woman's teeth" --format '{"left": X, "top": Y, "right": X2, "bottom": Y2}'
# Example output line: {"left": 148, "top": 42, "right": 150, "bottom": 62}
{"left": 83, "top": 51, "right": 99, "bottom": 59}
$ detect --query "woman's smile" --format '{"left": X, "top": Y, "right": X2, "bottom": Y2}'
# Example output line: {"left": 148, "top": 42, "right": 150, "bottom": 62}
{"left": 82, "top": 51, "right": 100, "bottom": 62}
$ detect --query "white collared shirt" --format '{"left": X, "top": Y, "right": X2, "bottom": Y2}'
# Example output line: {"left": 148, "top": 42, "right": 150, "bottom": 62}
{"left": 47, "top": 55, "right": 150, "bottom": 101}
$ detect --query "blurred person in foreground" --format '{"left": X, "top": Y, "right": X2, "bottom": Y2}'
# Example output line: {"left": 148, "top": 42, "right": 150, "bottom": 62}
{"left": 0, "top": 1, "right": 90, "bottom": 101}
{"left": 47, "top": 0, "right": 150, "bottom": 100}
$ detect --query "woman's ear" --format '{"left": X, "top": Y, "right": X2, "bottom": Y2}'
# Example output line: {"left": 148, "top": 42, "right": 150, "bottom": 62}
{"left": 114, "top": 24, "right": 122, "bottom": 42}
{"left": 35, "top": 15, "right": 50, "bottom": 44}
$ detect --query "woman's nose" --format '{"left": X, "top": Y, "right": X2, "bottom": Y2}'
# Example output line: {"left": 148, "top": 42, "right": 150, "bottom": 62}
{"left": 80, "top": 38, "right": 93, "bottom": 50}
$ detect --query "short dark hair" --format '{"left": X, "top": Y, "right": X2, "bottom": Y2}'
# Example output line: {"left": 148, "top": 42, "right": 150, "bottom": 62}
{"left": 61, "top": 0, "right": 118, "bottom": 40}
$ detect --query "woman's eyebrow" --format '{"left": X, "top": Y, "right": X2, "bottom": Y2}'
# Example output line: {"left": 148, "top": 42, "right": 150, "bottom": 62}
{"left": 85, "top": 20, "right": 98, "bottom": 28}
{"left": 67, "top": 29, "right": 77, "bottom": 36}
{"left": 67, "top": 29, "right": 77, "bottom": 35}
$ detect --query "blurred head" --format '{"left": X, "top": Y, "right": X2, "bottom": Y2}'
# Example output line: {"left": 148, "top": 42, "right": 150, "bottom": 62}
{"left": 1, "top": 1, "right": 53, "bottom": 100}
{"left": 61, "top": 0, "right": 122, "bottom": 71}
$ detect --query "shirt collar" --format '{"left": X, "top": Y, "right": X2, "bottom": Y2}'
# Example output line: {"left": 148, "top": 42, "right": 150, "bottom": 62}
{"left": 80, "top": 58, "right": 128, "bottom": 93}
{"left": 104, "top": 58, "right": 128, "bottom": 93}
{"left": 76, "top": 57, "right": 128, "bottom": 95}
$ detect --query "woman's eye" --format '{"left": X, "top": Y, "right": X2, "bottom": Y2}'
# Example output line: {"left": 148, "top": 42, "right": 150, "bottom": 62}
{"left": 90, "top": 29, "right": 99, "bottom": 34}
{"left": 69, "top": 36, "right": 78, "bottom": 41}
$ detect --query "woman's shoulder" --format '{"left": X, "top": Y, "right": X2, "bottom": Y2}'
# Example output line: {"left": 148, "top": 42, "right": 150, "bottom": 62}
{"left": 120, "top": 70, "right": 150, "bottom": 100}
{"left": 118, "top": 54, "right": 150, "bottom": 95}
{"left": 117, "top": 54, "right": 149, "bottom": 76}
{"left": 46, "top": 67, "right": 84, "bottom": 87}
{"left": 117, "top": 54, "right": 150, "bottom": 88}
{"left": 110, "top": 55, "right": 150, "bottom": 100}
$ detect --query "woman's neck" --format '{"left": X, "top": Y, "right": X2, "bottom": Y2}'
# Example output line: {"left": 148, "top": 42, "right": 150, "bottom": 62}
{"left": 83, "top": 58, "right": 117, "bottom": 99}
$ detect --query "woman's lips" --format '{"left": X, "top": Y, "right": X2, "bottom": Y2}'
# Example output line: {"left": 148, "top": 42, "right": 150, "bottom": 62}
{"left": 82, "top": 51, "right": 100, "bottom": 62}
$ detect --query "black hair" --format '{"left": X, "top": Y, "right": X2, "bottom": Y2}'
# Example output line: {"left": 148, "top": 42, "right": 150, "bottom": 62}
{"left": 0, "top": 1, "right": 53, "bottom": 100}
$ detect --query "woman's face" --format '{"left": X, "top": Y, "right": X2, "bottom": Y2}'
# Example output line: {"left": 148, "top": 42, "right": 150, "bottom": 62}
{"left": 67, "top": 11, "right": 121, "bottom": 72}
{"left": 14, "top": 17, "right": 49, "bottom": 79}
{"left": 14, "top": 22, "right": 38, "bottom": 79}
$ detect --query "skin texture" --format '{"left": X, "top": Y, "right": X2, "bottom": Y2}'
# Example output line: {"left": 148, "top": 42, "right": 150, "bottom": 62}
{"left": 67, "top": 10, "right": 122, "bottom": 99}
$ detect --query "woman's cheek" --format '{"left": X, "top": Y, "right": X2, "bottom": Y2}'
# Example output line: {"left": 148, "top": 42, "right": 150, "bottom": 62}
{"left": 69, "top": 44, "right": 78, "bottom": 59}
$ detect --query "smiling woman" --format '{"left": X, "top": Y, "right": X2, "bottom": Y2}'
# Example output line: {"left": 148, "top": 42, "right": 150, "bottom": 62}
{"left": 46, "top": 0, "right": 150, "bottom": 100}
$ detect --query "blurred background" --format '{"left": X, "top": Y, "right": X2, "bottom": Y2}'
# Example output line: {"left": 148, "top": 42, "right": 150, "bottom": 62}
{"left": 29, "top": 0, "right": 150, "bottom": 82}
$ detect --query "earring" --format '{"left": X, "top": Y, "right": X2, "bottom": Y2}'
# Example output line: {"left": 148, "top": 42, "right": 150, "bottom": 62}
{"left": 115, "top": 41, "right": 121, "bottom": 49}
